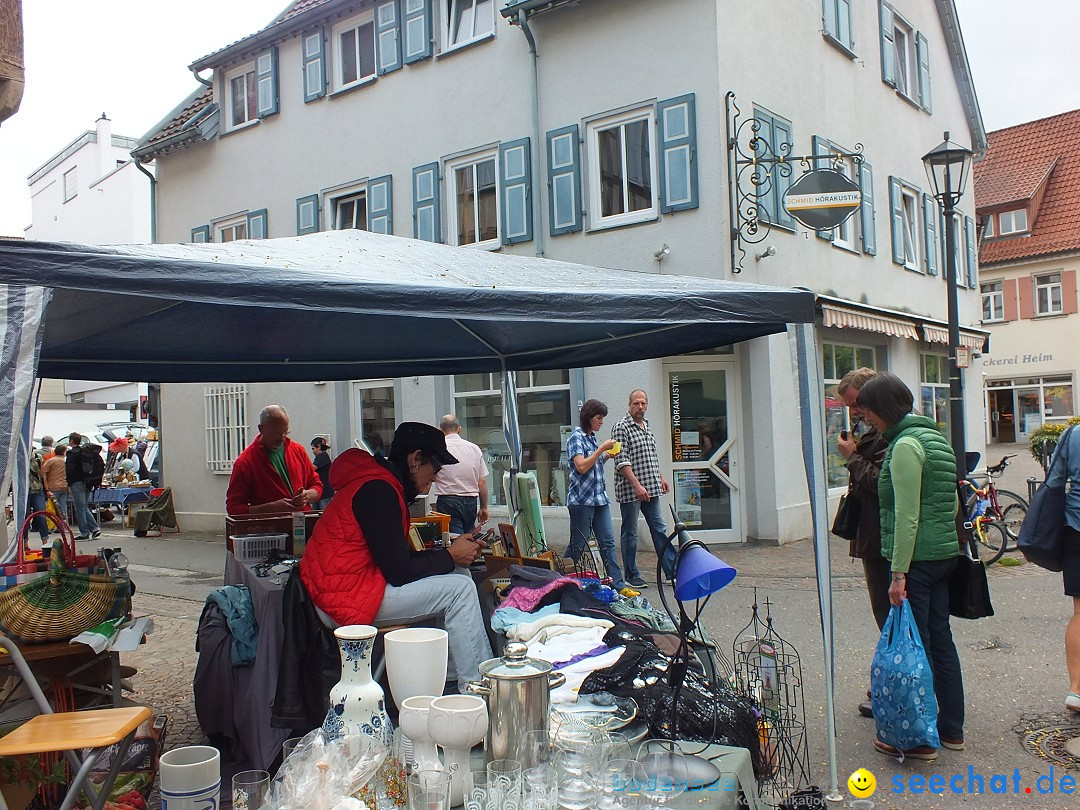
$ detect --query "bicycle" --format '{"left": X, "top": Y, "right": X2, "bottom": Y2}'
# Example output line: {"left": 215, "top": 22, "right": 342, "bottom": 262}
{"left": 962, "top": 454, "right": 1028, "bottom": 544}
{"left": 964, "top": 502, "right": 1009, "bottom": 564}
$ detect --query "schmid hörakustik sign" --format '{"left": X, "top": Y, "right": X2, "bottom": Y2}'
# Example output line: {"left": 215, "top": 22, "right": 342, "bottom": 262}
{"left": 783, "top": 168, "right": 862, "bottom": 231}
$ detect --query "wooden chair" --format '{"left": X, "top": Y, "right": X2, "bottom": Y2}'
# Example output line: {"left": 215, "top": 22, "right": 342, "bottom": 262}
{"left": 0, "top": 633, "right": 150, "bottom": 810}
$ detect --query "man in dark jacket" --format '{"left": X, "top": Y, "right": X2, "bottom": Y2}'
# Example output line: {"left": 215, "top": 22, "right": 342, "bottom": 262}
{"left": 837, "top": 368, "right": 888, "bottom": 718}
{"left": 65, "top": 432, "right": 101, "bottom": 541}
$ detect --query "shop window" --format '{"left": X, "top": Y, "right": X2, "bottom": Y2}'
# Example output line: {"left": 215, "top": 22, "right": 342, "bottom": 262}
{"left": 452, "top": 370, "right": 571, "bottom": 506}
{"left": 822, "top": 342, "right": 876, "bottom": 489}
{"left": 919, "top": 353, "right": 950, "bottom": 437}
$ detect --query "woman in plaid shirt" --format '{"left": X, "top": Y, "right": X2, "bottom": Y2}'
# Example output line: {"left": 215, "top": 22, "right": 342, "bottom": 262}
{"left": 564, "top": 399, "right": 638, "bottom": 597}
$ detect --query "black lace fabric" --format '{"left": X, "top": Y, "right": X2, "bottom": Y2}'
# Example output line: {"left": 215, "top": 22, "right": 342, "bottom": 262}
{"left": 580, "top": 627, "right": 765, "bottom": 779}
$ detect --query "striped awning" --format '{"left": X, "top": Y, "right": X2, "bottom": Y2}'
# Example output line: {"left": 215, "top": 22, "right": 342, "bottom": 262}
{"left": 820, "top": 302, "right": 920, "bottom": 339}
{"left": 921, "top": 325, "right": 987, "bottom": 351}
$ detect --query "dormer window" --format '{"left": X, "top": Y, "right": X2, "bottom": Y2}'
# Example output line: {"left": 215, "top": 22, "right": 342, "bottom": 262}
{"left": 227, "top": 65, "right": 258, "bottom": 128}
{"left": 998, "top": 208, "right": 1028, "bottom": 235}
{"left": 982, "top": 215, "right": 994, "bottom": 238}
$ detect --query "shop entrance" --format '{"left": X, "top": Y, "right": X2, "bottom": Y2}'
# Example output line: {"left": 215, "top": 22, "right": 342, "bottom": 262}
{"left": 663, "top": 363, "right": 742, "bottom": 544}
{"left": 987, "top": 388, "right": 1015, "bottom": 443}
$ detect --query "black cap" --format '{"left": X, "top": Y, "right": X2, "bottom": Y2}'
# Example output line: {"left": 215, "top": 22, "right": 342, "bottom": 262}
{"left": 390, "top": 422, "right": 459, "bottom": 466}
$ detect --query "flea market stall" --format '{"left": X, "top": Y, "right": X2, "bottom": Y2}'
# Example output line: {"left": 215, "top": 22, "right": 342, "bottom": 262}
{"left": 0, "top": 231, "right": 843, "bottom": 805}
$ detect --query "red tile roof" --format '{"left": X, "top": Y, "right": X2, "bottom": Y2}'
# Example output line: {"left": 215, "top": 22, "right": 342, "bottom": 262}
{"left": 136, "top": 87, "right": 212, "bottom": 156}
{"left": 975, "top": 108, "right": 1080, "bottom": 265}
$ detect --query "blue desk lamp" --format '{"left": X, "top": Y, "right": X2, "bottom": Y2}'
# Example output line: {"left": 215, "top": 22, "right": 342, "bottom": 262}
{"left": 648, "top": 512, "right": 737, "bottom": 790}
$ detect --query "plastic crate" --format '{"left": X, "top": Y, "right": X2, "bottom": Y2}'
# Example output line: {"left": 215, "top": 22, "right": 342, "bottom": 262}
{"left": 230, "top": 533, "right": 288, "bottom": 565}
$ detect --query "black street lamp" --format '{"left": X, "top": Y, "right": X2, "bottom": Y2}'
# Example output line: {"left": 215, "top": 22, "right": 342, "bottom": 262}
{"left": 922, "top": 132, "right": 975, "bottom": 472}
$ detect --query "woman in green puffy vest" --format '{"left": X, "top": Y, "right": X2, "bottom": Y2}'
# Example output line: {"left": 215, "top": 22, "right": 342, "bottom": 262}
{"left": 857, "top": 372, "right": 965, "bottom": 761}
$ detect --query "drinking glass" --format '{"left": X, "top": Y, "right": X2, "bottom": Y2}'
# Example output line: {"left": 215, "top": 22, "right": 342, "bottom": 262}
{"left": 232, "top": 769, "right": 270, "bottom": 810}
{"left": 516, "top": 728, "right": 554, "bottom": 770}
{"left": 599, "top": 731, "right": 634, "bottom": 763}
{"left": 408, "top": 768, "right": 452, "bottom": 810}
{"left": 599, "top": 759, "right": 646, "bottom": 810}
{"left": 281, "top": 736, "right": 303, "bottom": 762}
{"left": 554, "top": 748, "right": 601, "bottom": 810}
{"left": 522, "top": 765, "right": 558, "bottom": 810}
{"left": 636, "top": 740, "right": 687, "bottom": 809}
{"left": 465, "top": 770, "right": 502, "bottom": 810}
{"left": 487, "top": 758, "right": 523, "bottom": 805}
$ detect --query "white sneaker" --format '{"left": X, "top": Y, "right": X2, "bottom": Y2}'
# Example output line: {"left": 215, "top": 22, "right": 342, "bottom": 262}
{"left": 1066, "top": 693, "right": 1080, "bottom": 712}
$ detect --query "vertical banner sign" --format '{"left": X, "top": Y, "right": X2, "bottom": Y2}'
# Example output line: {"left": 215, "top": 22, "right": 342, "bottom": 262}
{"left": 670, "top": 374, "right": 682, "bottom": 461}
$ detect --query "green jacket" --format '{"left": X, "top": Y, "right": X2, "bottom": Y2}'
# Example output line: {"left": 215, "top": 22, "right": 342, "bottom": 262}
{"left": 878, "top": 414, "right": 959, "bottom": 572}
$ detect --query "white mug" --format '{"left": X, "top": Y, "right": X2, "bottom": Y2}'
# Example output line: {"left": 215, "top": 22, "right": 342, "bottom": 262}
{"left": 160, "top": 745, "right": 221, "bottom": 810}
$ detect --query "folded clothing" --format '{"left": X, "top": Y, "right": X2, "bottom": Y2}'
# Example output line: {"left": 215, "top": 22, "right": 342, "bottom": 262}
{"left": 499, "top": 576, "right": 581, "bottom": 613}
{"left": 524, "top": 624, "right": 612, "bottom": 663}
{"left": 550, "top": 646, "right": 626, "bottom": 705}
{"left": 507, "top": 613, "right": 614, "bottom": 645}
{"left": 490, "top": 603, "right": 560, "bottom": 634}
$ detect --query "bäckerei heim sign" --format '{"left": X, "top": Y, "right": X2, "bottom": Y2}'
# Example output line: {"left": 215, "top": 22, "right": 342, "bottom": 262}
{"left": 782, "top": 168, "right": 862, "bottom": 231}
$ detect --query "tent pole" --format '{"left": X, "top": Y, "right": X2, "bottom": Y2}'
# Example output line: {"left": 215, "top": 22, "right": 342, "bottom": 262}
{"left": 500, "top": 363, "right": 524, "bottom": 534}
{"left": 790, "top": 324, "right": 841, "bottom": 802}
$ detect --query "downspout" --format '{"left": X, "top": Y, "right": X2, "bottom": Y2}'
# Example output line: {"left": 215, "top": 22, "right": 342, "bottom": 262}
{"left": 191, "top": 67, "right": 214, "bottom": 89}
{"left": 516, "top": 11, "right": 545, "bottom": 258}
{"left": 134, "top": 160, "right": 157, "bottom": 244}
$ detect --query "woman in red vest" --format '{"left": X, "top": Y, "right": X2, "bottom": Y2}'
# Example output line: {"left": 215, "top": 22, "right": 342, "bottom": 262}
{"left": 300, "top": 422, "right": 493, "bottom": 690}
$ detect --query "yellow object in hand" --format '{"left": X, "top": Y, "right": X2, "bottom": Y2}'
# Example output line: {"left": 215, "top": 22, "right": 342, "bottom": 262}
{"left": 610, "top": 441, "right": 622, "bottom": 455}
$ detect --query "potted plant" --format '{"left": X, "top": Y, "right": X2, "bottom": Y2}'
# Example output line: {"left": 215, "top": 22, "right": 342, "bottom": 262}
{"left": 1028, "top": 416, "right": 1080, "bottom": 468}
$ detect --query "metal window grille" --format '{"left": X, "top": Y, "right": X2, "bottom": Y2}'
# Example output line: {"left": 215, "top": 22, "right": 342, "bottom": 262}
{"left": 205, "top": 384, "right": 248, "bottom": 473}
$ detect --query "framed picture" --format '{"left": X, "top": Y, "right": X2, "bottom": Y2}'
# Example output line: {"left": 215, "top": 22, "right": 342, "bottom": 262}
{"left": 498, "top": 522, "right": 520, "bottom": 558}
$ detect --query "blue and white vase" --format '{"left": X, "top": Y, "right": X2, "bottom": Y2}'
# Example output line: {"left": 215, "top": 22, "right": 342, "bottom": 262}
{"left": 323, "top": 624, "right": 392, "bottom": 747}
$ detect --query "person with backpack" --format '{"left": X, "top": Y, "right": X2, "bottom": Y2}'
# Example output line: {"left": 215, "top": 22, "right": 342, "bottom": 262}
{"left": 65, "top": 432, "right": 102, "bottom": 540}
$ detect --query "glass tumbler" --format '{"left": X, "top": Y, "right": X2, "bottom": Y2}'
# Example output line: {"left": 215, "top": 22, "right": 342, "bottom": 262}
{"left": 232, "top": 769, "right": 270, "bottom": 810}
{"left": 407, "top": 769, "right": 452, "bottom": 810}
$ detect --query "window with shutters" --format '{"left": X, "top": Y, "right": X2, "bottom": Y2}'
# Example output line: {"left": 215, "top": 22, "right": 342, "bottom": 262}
{"left": 824, "top": 143, "right": 859, "bottom": 251}
{"left": 226, "top": 63, "right": 258, "bottom": 129}
{"left": 998, "top": 208, "right": 1028, "bottom": 235}
{"left": 822, "top": 0, "right": 855, "bottom": 56}
{"left": 446, "top": 0, "right": 495, "bottom": 49}
{"left": 204, "top": 384, "right": 248, "bottom": 474}
{"left": 333, "top": 190, "right": 368, "bottom": 231}
{"left": 216, "top": 215, "right": 248, "bottom": 243}
{"left": 754, "top": 108, "right": 795, "bottom": 231}
{"left": 879, "top": 3, "right": 931, "bottom": 111}
{"left": 62, "top": 167, "right": 77, "bottom": 202}
{"left": 891, "top": 15, "right": 916, "bottom": 100}
{"left": 981, "top": 281, "right": 1004, "bottom": 322}
{"left": 447, "top": 150, "right": 499, "bottom": 248}
{"left": 333, "top": 11, "right": 377, "bottom": 91}
{"left": 1035, "top": 272, "right": 1063, "bottom": 316}
{"left": 586, "top": 106, "right": 657, "bottom": 230}
{"left": 900, "top": 185, "right": 920, "bottom": 270}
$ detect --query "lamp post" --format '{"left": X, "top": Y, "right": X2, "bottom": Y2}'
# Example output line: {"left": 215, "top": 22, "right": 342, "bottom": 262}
{"left": 922, "top": 132, "right": 974, "bottom": 472}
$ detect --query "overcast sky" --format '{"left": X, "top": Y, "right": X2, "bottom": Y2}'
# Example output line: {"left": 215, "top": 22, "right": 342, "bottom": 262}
{"left": 1, "top": 0, "right": 1078, "bottom": 236}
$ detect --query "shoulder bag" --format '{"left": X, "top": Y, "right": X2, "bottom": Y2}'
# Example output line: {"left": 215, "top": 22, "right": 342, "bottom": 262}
{"left": 1017, "top": 426, "right": 1074, "bottom": 572}
{"left": 949, "top": 527, "right": 994, "bottom": 620}
{"left": 831, "top": 481, "right": 860, "bottom": 541}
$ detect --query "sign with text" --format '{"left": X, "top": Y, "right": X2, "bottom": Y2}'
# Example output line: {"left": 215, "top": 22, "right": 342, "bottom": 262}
{"left": 783, "top": 168, "right": 862, "bottom": 230}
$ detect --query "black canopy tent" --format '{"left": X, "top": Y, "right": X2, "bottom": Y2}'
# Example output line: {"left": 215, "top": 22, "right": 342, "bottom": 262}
{"left": 0, "top": 230, "right": 843, "bottom": 796}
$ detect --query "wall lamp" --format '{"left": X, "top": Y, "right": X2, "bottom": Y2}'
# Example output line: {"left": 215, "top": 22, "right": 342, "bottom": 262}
{"left": 653, "top": 243, "right": 671, "bottom": 261}
{"left": 755, "top": 245, "right": 777, "bottom": 261}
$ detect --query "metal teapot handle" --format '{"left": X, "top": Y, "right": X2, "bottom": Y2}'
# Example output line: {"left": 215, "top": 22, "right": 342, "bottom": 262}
{"left": 549, "top": 672, "right": 566, "bottom": 688}
{"left": 464, "top": 679, "right": 492, "bottom": 696}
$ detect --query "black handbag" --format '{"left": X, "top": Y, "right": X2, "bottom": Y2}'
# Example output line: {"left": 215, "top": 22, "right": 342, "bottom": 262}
{"left": 1017, "top": 426, "right": 1074, "bottom": 572}
{"left": 949, "top": 533, "right": 994, "bottom": 620}
{"left": 831, "top": 486, "right": 860, "bottom": 541}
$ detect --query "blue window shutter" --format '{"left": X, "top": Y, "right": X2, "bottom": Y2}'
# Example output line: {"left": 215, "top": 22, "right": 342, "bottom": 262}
{"left": 191, "top": 225, "right": 210, "bottom": 243}
{"left": 376, "top": 1, "right": 403, "bottom": 75}
{"left": 837, "top": 0, "right": 854, "bottom": 50}
{"left": 296, "top": 194, "right": 319, "bottom": 235}
{"left": 879, "top": 1, "right": 896, "bottom": 87}
{"left": 412, "top": 162, "right": 441, "bottom": 242}
{"left": 256, "top": 47, "right": 279, "bottom": 118}
{"left": 403, "top": 0, "right": 433, "bottom": 63}
{"left": 247, "top": 209, "right": 268, "bottom": 239}
{"left": 302, "top": 29, "right": 326, "bottom": 102}
{"left": 657, "top": 93, "right": 698, "bottom": 213}
{"left": 367, "top": 175, "right": 393, "bottom": 234}
{"left": 889, "top": 176, "right": 905, "bottom": 265}
{"left": 859, "top": 160, "right": 876, "bottom": 255}
{"left": 923, "top": 193, "right": 938, "bottom": 276}
{"left": 771, "top": 117, "right": 795, "bottom": 229}
{"left": 499, "top": 138, "right": 532, "bottom": 245}
{"left": 812, "top": 135, "right": 832, "bottom": 240}
{"left": 823, "top": 0, "right": 838, "bottom": 40}
{"left": 547, "top": 124, "right": 582, "bottom": 236}
{"left": 916, "top": 31, "right": 932, "bottom": 112}
{"left": 965, "top": 215, "right": 978, "bottom": 288}
{"left": 753, "top": 110, "right": 776, "bottom": 227}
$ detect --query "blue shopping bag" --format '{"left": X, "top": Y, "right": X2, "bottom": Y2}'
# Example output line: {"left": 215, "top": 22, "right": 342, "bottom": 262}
{"left": 870, "top": 601, "right": 940, "bottom": 751}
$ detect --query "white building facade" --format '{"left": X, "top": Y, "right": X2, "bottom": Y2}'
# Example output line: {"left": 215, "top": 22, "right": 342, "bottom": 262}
{"left": 136, "top": 0, "right": 988, "bottom": 540}
{"left": 26, "top": 114, "right": 155, "bottom": 415}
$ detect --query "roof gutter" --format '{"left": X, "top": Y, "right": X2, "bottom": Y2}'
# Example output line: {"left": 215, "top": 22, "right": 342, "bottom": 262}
{"left": 936, "top": 0, "right": 987, "bottom": 157}
{"left": 191, "top": 67, "right": 213, "bottom": 89}
{"left": 513, "top": 10, "right": 545, "bottom": 258}
{"left": 501, "top": 0, "right": 585, "bottom": 22}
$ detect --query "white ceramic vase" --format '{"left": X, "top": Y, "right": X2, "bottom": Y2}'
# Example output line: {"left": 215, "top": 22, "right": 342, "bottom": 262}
{"left": 428, "top": 694, "right": 488, "bottom": 806}
{"left": 323, "top": 624, "right": 392, "bottom": 746}
{"left": 383, "top": 627, "right": 449, "bottom": 706}
{"left": 398, "top": 695, "right": 444, "bottom": 774}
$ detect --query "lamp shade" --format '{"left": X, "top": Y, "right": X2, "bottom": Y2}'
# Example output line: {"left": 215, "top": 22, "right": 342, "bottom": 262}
{"left": 921, "top": 131, "right": 973, "bottom": 203}
{"left": 674, "top": 543, "right": 737, "bottom": 602}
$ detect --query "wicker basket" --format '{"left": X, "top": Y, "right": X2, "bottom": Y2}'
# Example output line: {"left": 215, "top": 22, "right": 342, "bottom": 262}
{"left": 0, "top": 517, "right": 129, "bottom": 643}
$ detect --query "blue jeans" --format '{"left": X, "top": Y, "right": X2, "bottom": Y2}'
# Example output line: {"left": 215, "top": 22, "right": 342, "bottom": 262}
{"left": 69, "top": 481, "right": 100, "bottom": 536}
{"left": 566, "top": 503, "right": 625, "bottom": 589}
{"left": 619, "top": 497, "right": 678, "bottom": 581}
{"left": 904, "top": 558, "right": 965, "bottom": 741}
{"left": 23, "top": 491, "right": 49, "bottom": 542}
{"left": 52, "top": 490, "right": 71, "bottom": 532}
{"left": 436, "top": 495, "right": 478, "bottom": 536}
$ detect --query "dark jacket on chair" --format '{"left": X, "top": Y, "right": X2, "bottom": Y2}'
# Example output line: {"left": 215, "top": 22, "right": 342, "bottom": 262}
{"left": 272, "top": 570, "right": 339, "bottom": 734}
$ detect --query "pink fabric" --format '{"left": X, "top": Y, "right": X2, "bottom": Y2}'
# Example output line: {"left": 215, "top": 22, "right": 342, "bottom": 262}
{"left": 498, "top": 576, "right": 580, "bottom": 613}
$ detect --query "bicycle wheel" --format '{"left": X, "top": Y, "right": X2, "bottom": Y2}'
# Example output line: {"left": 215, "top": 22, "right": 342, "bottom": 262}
{"left": 975, "top": 519, "right": 1008, "bottom": 565}
{"left": 995, "top": 489, "right": 1028, "bottom": 544}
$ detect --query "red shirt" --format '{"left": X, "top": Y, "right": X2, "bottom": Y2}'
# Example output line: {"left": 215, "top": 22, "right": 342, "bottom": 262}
{"left": 225, "top": 437, "right": 322, "bottom": 516}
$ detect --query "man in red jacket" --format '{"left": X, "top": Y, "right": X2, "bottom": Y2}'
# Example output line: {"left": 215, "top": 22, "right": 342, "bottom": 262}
{"left": 226, "top": 404, "right": 322, "bottom": 515}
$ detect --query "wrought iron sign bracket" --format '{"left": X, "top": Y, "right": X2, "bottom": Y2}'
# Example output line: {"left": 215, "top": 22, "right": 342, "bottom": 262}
{"left": 725, "top": 92, "right": 863, "bottom": 274}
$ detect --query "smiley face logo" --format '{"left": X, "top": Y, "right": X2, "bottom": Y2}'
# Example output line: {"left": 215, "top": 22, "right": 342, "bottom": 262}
{"left": 848, "top": 768, "right": 876, "bottom": 798}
